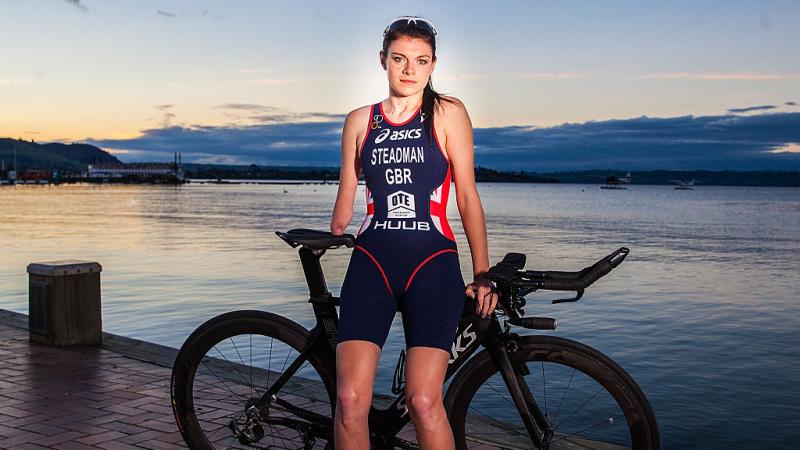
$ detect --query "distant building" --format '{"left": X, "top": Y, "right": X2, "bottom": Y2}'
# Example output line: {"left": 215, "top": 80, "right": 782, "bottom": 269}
{"left": 19, "top": 169, "right": 51, "bottom": 181}
{"left": 87, "top": 154, "right": 184, "bottom": 182}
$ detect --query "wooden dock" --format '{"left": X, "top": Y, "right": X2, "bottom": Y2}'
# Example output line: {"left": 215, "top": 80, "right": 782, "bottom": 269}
{"left": 0, "top": 308, "right": 623, "bottom": 449}
{"left": 0, "top": 310, "right": 509, "bottom": 449}
{"left": 0, "top": 309, "right": 183, "bottom": 449}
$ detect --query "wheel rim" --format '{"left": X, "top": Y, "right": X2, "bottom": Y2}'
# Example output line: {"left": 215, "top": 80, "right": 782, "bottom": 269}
{"left": 464, "top": 363, "right": 632, "bottom": 449}
{"left": 455, "top": 344, "right": 651, "bottom": 450}
{"left": 187, "top": 330, "right": 333, "bottom": 449}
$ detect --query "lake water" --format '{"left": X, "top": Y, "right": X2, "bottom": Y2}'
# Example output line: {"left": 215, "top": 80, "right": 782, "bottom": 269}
{"left": 1, "top": 182, "right": 798, "bottom": 449}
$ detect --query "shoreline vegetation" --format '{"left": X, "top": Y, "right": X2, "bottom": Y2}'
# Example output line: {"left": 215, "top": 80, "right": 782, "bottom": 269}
{"left": 181, "top": 164, "right": 800, "bottom": 187}
{"left": 2, "top": 138, "right": 799, "bottom": 187}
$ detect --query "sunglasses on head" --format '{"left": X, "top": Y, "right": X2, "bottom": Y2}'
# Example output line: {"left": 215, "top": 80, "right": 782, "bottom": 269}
{"left": 383, "top": 16, "right": 438, "bottom": 38}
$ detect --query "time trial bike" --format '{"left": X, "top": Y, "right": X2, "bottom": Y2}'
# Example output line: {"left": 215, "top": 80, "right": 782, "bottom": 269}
{"left": 170, "top": 228, "right": 659, "bottom": 449}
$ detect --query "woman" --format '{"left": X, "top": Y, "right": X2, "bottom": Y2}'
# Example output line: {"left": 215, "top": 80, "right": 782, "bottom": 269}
{"left": 330, "top": 16, "right": 498, "bottom": 449}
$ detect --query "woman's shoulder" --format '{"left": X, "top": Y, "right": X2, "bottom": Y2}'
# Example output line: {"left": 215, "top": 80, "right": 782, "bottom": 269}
{"left": 346, "top": 104, "right": 373, "bottom": 120}
{"left": 440, "top": 95, "right": 466, "bottom": 110}
{"left": 436, "top": 95, "right": 470, "bottom": 126}
{"left": 343, "top": 104, "right": 373, "bottom": 131}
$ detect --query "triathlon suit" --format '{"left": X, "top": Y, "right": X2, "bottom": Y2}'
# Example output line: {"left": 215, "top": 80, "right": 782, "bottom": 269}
{"left": 338, "top": 102, "right": 466, "bottom": 353}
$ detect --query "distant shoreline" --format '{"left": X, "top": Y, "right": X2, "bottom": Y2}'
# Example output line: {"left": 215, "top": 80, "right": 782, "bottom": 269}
{"left": 5, "top": 178, "right": 799, "bottom": 189}
{"left": 180, "top": 166, "right": 800, "bottom": 187}
{"left": 4, "top": 138, "right": 798, "bottom": 187}
{"left": 185, "top": 178, "right": 800, "bottom": 188}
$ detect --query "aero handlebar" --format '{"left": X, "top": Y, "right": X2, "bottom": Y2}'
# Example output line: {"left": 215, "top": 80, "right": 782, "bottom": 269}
{"left": 485, "top": 247, "right": 629, "bottom": 304}
{"left": 521, "top": 247, "right": 629, "bottom": 292}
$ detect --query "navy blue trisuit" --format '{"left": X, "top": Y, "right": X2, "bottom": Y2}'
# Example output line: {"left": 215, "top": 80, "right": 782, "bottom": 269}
{"left": 338, "top": 101, "right": 466, "bottom": 353}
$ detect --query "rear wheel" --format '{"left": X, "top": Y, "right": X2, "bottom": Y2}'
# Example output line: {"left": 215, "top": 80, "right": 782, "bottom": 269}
{"left": 171, "top": 310, "right": 336, "bottom": 449}
{"left": 446, "top": 335, "right": 659, "bottom": 449}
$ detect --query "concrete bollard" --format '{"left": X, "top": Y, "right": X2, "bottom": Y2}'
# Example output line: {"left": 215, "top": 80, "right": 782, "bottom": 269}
{"left": 26, "top": 260, "right": 103, "bottom": 346}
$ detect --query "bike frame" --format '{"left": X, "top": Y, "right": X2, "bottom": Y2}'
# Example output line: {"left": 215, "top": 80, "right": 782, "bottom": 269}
{"left": 255, "top": 246, "right": 549, "bottom": 447}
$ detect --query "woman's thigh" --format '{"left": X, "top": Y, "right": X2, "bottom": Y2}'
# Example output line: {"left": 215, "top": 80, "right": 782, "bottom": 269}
{"left": 403, "top": 346, "right": 449, "bottom": 399}
{"left": 338, "top": 248, "right": 397, "bottom": 349}
{"left": 336, "top": 340, "right": 381, "bottom": 397}
{"left": 400, "top": 251, "right": 465, "bottom": 352}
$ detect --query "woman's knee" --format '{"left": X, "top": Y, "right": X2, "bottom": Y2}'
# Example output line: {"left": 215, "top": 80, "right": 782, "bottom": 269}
{"left": 406, "top": 391, "right": 444, "bottom": 426}
{"left": 336, "top": 386, "right": 370, "bottom": 424}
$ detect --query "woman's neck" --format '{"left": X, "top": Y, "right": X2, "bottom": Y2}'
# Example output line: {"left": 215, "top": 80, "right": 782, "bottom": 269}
{"left": 383, "top": 93, "right": 423, "bottom": 118}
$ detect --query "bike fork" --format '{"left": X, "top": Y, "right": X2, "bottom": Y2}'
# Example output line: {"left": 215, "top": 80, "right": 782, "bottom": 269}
{"left": 486, "top": 333, "right": 552, "bottom": 448}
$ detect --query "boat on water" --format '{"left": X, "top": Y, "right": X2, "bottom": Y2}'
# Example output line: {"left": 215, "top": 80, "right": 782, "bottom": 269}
{"left": 672, "top": 179, "right": 696, "bottom": 190}
{"left": 601, "top": 172, "right": 631, "bottom": 190}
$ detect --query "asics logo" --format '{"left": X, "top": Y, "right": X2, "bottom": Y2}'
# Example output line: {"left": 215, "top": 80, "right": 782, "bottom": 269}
{"left": 375, "top": 128, "right": 422, "bottom": 144}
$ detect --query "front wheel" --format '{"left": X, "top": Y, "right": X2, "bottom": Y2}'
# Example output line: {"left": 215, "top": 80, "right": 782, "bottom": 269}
{"left": 170, "top": 310, "right": 336, "bottom": 449}
{"left": 445, "top": 335, "right": 659, "bottom": 449}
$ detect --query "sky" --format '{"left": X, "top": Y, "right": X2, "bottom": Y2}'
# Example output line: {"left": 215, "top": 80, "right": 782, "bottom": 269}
{"left": 1, "top": 0, "right": 799, "bottom": 170}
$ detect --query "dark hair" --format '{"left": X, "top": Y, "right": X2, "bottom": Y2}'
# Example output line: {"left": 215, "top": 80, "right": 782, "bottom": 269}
{"left": 381, "top": 20, "right": 455, "bottom": 143}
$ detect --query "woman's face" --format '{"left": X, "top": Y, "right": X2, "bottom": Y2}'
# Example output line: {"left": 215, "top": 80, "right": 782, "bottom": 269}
{"left": 381, "top": 35, "right": 436, "bottom": 98}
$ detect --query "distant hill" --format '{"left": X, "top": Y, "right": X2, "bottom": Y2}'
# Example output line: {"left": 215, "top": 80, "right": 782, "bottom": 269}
{"left": 40, "top": 142, "right": 120, "bottom": 165}
{"left": 0, "top": 138, "right": 120, "bottom": 171}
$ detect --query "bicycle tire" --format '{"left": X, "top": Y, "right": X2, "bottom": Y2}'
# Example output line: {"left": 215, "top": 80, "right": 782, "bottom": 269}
{"left": 445, "top": 335, "right": 659, "bottom": 450}
{"left": 171, "top": 310, "right": 336, "bottom": 449}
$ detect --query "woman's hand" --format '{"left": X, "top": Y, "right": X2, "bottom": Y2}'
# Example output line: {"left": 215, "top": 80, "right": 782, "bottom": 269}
{"left": 465, "top": 277, "right": 498, "bottom": 319}
{"left": 330, "top": 217, "right": 349, "bottom": 236}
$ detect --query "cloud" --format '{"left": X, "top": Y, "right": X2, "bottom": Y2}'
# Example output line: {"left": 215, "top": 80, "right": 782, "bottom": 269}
{"left": 184, "top": 9, "right": 210, "bottom": 19}
{"left": 64, "top": 0, "right": 88, "bottom": 13}
{"left": 313, "top": 9, "right": 330, "bottom": 21}
{"left": 234, "top": 69, "right": 275, "bottom": 75}
{"left": 223, "top": 78, "right": 304, "bottom": 86}
{"left": 0, "top": 78, "right": 32, "bottom": 87}
{"left": 84, "top": 108, "right": 800, "bottom": 171}
{"left": 214, "top": 103, "right": 344, "bottom": 125}
{"left": 759, "top": 14, "right": 772, "bottom": 29}
{"left": 155, "top": 9, "right": 223, "bottom": 20}
{"left": 727, "top": 105, "right": 776, "bottom": 113}
{"left": 88, "top": 121, "right": 344, "bottom": 166}
{"left": 514, "top": 72, "right": 592, "bottom": 80}
{"left": 155, "top": 104, "right": 176, "bottom": 128}
{"left": 216, "top": 103, "right": 281, "bottom": 112}
{"left": 634, "top": 72, "right": 800, "bottom": 81}
{"left": 436, "top": 74, "right": 489, "bottom": 81}
{"left": 471, "top": 112, "right": 800, "bottom": 170}
{"left": 769, "top": 143, "right": 800, "bottom": 154}
{"left": 187, "top": 9, "right": 224, "bottom": 20}
{"left": 786, "top": 102, "right": 797, "bottom": 106}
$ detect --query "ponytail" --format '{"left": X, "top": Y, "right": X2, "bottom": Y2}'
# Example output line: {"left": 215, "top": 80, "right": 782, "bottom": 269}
{"left": 422, "top": 79, "right": 455, "bottom": 145}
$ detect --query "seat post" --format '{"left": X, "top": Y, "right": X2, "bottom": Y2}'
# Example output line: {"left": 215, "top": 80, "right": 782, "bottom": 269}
{"left": 298, "top": 247, "right": 329, "bottom": 299}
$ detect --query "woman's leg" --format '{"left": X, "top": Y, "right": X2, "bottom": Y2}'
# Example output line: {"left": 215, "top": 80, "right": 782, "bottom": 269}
{"left": 399, "top": 250, "right": 464, "bottom": 448}
{"left": 336, "top": 245, "right": 398, "bottom": 448}
{"left": 404, "top": 347, "right": 454, "bottom": 450}
{"left": 334, "top": 340, "right": 381, "bottom": 450}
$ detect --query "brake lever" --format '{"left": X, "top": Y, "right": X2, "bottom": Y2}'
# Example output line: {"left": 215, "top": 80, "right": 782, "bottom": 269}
{"left": 552, "top": 289, "right": 584, "bottom": 304}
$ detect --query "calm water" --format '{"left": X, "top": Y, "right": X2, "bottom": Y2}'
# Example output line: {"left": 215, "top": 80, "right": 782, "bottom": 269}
{"left": 1, "top": 182, "right": 798, "bottom": 448}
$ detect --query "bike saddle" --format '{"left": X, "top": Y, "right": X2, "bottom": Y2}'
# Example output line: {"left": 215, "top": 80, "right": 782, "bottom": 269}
{"left": 275, "top": 229, "right": 355, "bottom": 249}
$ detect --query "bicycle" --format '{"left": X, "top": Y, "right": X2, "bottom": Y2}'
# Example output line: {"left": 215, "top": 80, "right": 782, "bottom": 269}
{"left": 170, "top": 228, "right": 660, "bottom": 449}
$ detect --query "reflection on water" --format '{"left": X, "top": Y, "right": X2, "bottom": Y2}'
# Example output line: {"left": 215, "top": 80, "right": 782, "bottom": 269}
{"left": 1, "top": 182, "right": 799, "bottom": 449}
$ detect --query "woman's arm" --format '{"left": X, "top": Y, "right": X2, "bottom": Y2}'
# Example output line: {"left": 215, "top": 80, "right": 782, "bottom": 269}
{"left": 331, "top": 106, "right": 370, "bottom": 235}
{"left": 441, "top": 98, "right": 498, "bottom": 317}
